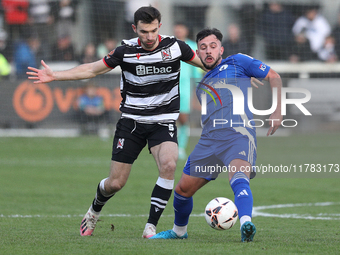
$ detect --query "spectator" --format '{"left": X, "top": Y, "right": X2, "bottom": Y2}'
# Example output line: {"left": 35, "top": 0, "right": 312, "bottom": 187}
{"left": 0, "top": 52, "right": 10, "bottom": 78}
{"left": 1, "top": 0, "right": 29, "bottom": 41}
{"left": 331, "top": 10, "right": 340, "bottom": 59}
{"left": 14, "top": 35, "right": 42, "bottom": 77}
{"left": 0, "top": 2, "right": 3, "bottom": 25}
{"left": 79, "top": 42, "right": 98, "bottom": 64}
{"left": 97, "top": 37, "right": 117, "bottom": 59}
{"left": 222, "top": 23, "right": 249, "bottom": 58}
{"left": 52, "top": 0, "right": 79, "bottom": 39}
{"left": 236, "top": 4, "right": 258, "bottom": 54}
{"left": 317, "top": 35, "right": 337, "bottom": 63}
{"left": 292, "top": 5, "right": 331, "bottom": 56}
{"left": 91, "top": 0, "right": 124, "bottom": 44}
{"left": 77, "top": 82, "right": 106, "bottom": 135}
{"left": 173, "top": 3, "right": 209, "bottom": 39}
{"left": 0, "top": 28, "right": 10, "bottom": 78}
{"left": 0, "top": 27, "right": 12, "bottom": 61}
{"left": 51, "top": 34, "right": 76, "bottom": 61}
{"left": 259, "top": 2, "right": 295, "bottom": 60}
{"left": 28, "top": 0, "right": 54, "bottom": 60}
{"left": 289, "top": 32, "right": 318, "bottom": 62}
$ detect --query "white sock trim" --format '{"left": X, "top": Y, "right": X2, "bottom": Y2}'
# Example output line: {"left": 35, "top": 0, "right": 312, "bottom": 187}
{"left": 156, "top": 177, "right": 174, "bottom": 190}
{"left": 240, "top": 215, "right": 252, "bottom": 229}
{"left": 145, "top": 223, "right": 156, "bottom": 229}
{"left": 99, "top": 178, "right": 115, "bottom": 197}
{"left": 89, "top": 206, "right": 100, "bottom": 216}
{"left": 99, "top": 178, "right": 107, "bottom": 191}
{"left": 173, "top": 224, "right": 187, "bottom": 237}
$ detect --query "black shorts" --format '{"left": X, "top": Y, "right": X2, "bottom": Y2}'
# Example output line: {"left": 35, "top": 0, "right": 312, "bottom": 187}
{"left": 111, "top": 118, "right": 178, "bottom": 164}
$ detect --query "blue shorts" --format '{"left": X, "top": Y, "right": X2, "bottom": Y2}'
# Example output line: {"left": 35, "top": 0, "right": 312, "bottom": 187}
{"left": 183, "top": 130, "right": 257, "bottom": 181}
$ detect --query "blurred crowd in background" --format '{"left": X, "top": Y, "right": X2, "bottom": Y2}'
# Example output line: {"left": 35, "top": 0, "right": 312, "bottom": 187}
{"left": 1, "top": 0, "right": 340, "bottom": 80}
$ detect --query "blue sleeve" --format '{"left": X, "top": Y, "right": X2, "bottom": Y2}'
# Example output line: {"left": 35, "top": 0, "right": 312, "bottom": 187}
{"left": 235, "top": 53, "right": 270, "bottom": 79}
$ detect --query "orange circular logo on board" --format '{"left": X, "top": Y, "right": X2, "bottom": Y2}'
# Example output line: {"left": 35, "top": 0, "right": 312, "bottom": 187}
{"left": 13, "top": 81, "right": 54, "bottom": 122}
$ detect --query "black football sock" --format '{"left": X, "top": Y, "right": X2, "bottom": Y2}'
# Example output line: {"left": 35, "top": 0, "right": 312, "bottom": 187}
{"left": 147, "top": 177, "right": 174, "bottom": 226}
{"left": 91, "top": 179, "right": 115, "bottom": 213}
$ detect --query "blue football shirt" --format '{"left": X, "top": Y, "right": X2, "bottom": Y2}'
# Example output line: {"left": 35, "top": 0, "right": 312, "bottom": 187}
{"left": 196, "top": 53, "right": 270, "bottom": 138}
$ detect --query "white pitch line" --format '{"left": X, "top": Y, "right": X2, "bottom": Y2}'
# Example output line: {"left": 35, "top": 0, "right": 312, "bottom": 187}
{"left": 253, "top": 201, "right": 340, "bottom": 220}
{"left": 1, "top": 202, "right": 339, "bottom": 220}
{"left": 253, "top": 201, "right": 340, "bottom": 210}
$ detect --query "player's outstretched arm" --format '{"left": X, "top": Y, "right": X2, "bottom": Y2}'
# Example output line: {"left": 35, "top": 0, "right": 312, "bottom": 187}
{"left": 263, "top": 68, "right": 283, "bottom": 136}
{"left": 27, "top": 59, "right": 111, "bottom": 83}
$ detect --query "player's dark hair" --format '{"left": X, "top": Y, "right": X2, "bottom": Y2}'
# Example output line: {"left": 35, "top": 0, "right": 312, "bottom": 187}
{"left": 134, "top": 6, "right": 161, "bottom": 25}
{"left": 196, "top": 28, "right": 223, "bottom": 43}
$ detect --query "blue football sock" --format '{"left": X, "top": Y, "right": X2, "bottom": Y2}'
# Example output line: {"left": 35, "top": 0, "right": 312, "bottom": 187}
{"left": 230, "top": 172, "right": 253, "bottom": 220}
{"left": 173, "top": 191, "right": 193, "bottom": 226}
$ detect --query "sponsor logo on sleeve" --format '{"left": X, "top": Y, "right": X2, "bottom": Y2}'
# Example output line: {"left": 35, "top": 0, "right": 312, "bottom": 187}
{"left": 259, "top": 64, "right": 267, "bottom": 71}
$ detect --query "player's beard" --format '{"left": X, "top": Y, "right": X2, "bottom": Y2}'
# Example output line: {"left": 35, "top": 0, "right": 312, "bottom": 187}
{"left": 141, "top": 37, "right": 158, "bottom": 50}
{"left": 202, "top": 54, "right": 222, "bottom": 70}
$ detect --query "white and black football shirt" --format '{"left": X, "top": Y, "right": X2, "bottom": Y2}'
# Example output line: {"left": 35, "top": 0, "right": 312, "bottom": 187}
{"left": 103, "top": 35, "right": 195, "bottom": 122}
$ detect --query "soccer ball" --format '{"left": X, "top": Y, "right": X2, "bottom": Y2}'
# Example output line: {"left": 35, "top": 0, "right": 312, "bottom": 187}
{"left": 204, "top": 197, "right": 238, "bottom": 230}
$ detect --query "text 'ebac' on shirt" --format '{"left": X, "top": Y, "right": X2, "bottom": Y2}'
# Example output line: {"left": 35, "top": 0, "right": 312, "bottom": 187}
{"left": 103, "top": 35, "right": 195, "bottom": 123}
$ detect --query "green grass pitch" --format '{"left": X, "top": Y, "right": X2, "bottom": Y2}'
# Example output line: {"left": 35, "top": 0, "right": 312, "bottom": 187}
{"left": 0, "top": 133, "right": 339, "bottom": 254}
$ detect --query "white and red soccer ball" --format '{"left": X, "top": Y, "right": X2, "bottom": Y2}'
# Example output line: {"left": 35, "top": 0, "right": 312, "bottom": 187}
{"left": 204, "top": 197, "right": 238, "bottom": 230}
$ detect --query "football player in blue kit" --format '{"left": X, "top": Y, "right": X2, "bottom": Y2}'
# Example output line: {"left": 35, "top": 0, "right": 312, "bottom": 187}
{"left": 150, "top": 28, "right": 283, "bottom": 242}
